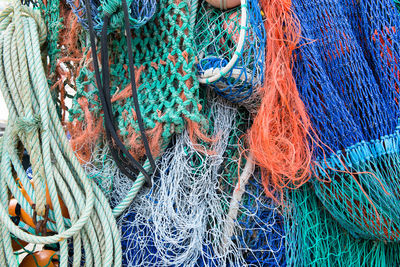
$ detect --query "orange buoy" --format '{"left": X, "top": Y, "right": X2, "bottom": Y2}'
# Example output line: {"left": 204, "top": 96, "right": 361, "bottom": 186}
{"left": 205, "top": 0, "right": 240, "bottom": 9}
{"left": 20, "top": 250, "right": 59, "bottom": 267}
{"left": 9, "top": 199, "right": 53, "bottom": 233}
{"left": 11, "top": 238, "right": 28, "bottom": 251}
{"left": 17, "top": 179, "right": 70, "bottom": 219}
{"left": 9, "top": 199, "right": 35, "bottom": 228}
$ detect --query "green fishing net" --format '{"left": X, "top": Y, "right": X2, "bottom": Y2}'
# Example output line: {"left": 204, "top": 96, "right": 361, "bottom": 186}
{"left": 68, "top": 0, "right": 207, "bottom": 164}
{"left": 286, "top": 184, "right": 400, "bottom": 267}
{"left": 313, "top": 148, "right": 400, "bottom": 242}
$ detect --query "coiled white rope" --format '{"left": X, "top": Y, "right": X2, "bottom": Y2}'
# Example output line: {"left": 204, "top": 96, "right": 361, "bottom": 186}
{"left": 0, "top": 1, "right": 121, "bottom": 266}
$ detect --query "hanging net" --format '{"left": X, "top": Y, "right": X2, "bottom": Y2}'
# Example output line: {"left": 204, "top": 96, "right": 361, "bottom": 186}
{"left": 67, "top": 0, "right": 207, "bottom": 166}
{"left": 292, "top": 0, "right": 400, "bottom": 241}
{"left": 194, "top": 0, "right": 266, "bottom": 108}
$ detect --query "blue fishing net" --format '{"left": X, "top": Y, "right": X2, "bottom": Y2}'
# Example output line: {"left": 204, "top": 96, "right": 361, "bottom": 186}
{"left": 234, "top": 178, "right": 286, "bottom": 266}
{"left": 292, "top": 0, "right": 400, "bottom": 241}
{"left": 194, "top": 0, "right": 266, "bottom": 107}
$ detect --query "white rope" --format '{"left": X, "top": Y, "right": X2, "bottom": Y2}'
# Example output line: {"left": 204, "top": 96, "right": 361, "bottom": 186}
{"left": 0, "top": 2, "right": 122, "bottom": 266}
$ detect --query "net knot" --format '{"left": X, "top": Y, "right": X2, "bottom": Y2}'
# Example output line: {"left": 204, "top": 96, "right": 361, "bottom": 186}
{"left": 13, "top": 114, "right": 41, "bottom": 134}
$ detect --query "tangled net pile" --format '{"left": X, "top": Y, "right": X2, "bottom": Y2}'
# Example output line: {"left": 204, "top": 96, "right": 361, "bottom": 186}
{"left": 117, "top": 97, "right": 286, "bottom": 266}
{"left": 1, "top": 0, "right": 400, "bottom": 265}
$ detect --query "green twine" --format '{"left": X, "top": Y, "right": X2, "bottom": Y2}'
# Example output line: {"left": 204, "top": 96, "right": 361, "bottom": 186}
{"left": 286, "top": 184, "right": 400, "bottom": 267}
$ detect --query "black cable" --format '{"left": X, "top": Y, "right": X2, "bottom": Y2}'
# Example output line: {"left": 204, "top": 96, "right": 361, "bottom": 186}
{"left": 121, "top": 0, "right": 156, "bottom": 172}
{"left": 84, "top": 0, "right": 154, "bottom": 185}
{"left": 99, "top": 15, "right": 151, "bottom": 183}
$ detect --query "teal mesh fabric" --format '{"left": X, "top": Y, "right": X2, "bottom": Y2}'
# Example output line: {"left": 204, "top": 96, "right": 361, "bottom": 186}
{"left": 286, "top": 184, "right": 400, "bottom": 266}
{"left": 68, "top": 0, "right": 207, "bottom": 162}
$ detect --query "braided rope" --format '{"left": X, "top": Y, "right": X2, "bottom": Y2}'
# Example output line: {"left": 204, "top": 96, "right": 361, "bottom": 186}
{"left": 112, "top": 160, "right": 149, "bottom": 217}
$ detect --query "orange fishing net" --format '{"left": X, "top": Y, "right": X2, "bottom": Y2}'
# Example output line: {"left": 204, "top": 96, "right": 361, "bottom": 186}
{"left": 248, "top": 0, "right": 314, "bottom": 200}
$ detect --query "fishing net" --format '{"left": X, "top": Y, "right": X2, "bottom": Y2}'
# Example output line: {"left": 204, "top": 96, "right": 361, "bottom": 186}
{"left": 247, "top": 0, "right": 314, "bottom": 199}
{"left": 67, "top": 0, "right": 207, "bottom": 169}
{"left": 395, "top": 0, "right": 400, "bottom": 11}
{"left": 66, "top": 0, "right": 156, "bottom": 32}
{"left": 115, "top": 97, "right": 286, "bottom": 266}
{"left": 194, "top": 0, "right": 266, "bottom": 107}
{"left": 286, "top": 184, "right": 400, "bottom": 266}
{"left": 292, "top": 0, "right": 400, "bottom": 241}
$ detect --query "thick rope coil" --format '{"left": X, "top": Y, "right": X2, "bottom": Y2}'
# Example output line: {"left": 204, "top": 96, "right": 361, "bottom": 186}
{"left": 0, "top": 1, "right": 121, "bottom": 266}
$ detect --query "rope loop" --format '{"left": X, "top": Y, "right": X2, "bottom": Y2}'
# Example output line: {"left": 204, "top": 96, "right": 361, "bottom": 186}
{"left": 0, "top": 0, "right": 121, "bottom": 264}
{"left": 0, "top": 5, "right": 46, "bottom": 44}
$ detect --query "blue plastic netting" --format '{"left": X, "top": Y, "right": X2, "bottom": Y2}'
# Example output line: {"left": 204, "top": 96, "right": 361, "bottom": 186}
{"left": 293, "top": 0, "right": 400, "bottom": 241}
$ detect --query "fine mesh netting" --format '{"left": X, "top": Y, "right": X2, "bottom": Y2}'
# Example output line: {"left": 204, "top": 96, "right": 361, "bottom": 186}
{"left": 293, "top": 0, "right": 400, "bottom": 241}
{"left": 66, "top": 0, "right": 156, "bottom": 31}
{"left": 108, "top": 97, "right": 286, "bottom": 266}
{"left": 194, "top": 0, "right": 266, "bottom": 108}
{"left": 67, "top": 0, "right": 207, "bottom": 164}
{"left": 286, "top": 184, "right": 400, "bottom": 266}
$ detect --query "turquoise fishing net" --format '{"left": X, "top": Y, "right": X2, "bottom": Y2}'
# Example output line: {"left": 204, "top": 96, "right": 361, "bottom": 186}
{"left": 68, "top": 0, "right": 207, "bottom": 165}
{"left": 286, "top": 184, "right": 400, "bottom": 266}
{"left": 67, "top": 0, "right": 156, "bottom": 31}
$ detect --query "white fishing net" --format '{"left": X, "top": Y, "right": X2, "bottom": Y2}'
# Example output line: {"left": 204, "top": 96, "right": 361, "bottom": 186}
{"left": 113, "top": 97, "right": 286, "bottom": 266}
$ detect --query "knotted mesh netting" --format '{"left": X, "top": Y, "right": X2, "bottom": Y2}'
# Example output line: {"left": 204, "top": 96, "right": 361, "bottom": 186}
{"left": 286, "top": 184, "right": 400, "bottom": 266}
{"left": 194, "top": 0, "right": 265, "bottom": 108}
{"left": 293, "top": 0, "right": 400, "bottom": 241}
{"left": 110, "top": 97, "right": 286, "bottom": 266}
{"left": 67, "top": 0, "right": 207, "bottom": 164}
{"left": 66, "top": 0, "right": 156, "bottom": 31}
